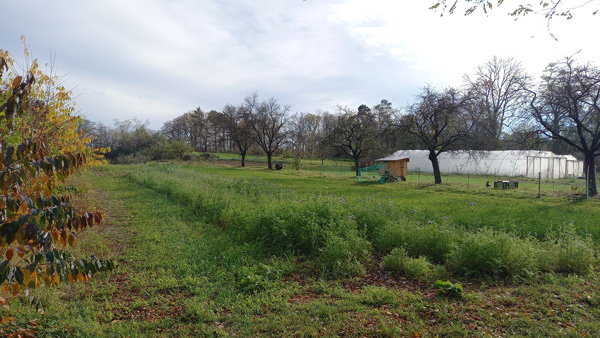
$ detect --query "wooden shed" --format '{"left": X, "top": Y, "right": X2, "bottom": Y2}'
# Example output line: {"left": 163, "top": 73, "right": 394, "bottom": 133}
{"left": 376, "top": 156, "right": 410, "bottom": 179}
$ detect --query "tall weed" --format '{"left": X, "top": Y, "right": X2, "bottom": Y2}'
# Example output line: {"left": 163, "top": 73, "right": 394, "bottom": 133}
{"left": 382, "top": 247, "right": 437, "bottom": 280}
{"left": 540, "top": 224, "right": 595, "bottom": 274}
{"left": 320, "top": 232, "right": 371, "bottom": 277}
{"left": 448, "top": 228, "right": 540, "bottom": 279}
{"left": 247, "top": 196, "right": 372, "bottom": 276}
{"left": 375, "top": 220, "right": 460, "bottom": 263}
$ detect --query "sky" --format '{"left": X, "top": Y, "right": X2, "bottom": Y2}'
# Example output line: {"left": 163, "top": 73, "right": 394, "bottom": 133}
{"left": 1, "top": 0, "right": 599, "bottom": 129}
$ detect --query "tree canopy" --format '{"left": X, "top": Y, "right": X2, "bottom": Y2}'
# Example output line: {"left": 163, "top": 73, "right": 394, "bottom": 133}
{"left": 401, "top": 86, "right": 472, "bottom": 184}
{"left": 526, "top": 56, "right": 600, "bottom": 196}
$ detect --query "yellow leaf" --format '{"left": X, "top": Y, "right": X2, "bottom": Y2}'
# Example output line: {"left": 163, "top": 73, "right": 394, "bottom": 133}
{"left": 31, "top": 271, "right": 38, "bottom": 286}
{"left": 53, "top": 272, "right": 60, "bottom": 285}
{"left": 23, "top": 269, "right": 31, "bottom": 285}
{"left": 16, "top": 231, "right": 25, "bottom": 245}
{"left": 12, "top": 76, "right": 22, "bottom": 89}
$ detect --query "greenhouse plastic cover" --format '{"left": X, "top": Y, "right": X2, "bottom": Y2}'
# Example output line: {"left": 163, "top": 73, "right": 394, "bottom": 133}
{"left": 378, "top": 150, "right": 584, "bottom": 179}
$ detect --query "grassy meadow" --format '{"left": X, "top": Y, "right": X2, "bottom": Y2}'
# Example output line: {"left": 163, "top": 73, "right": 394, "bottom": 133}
{"left": 2, "top": 158, "right": 600, "bottom": 337}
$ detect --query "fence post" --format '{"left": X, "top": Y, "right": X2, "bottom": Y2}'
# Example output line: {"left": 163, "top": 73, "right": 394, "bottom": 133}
{"left": 538, "top": 172, "right": 541, "bottom": 198}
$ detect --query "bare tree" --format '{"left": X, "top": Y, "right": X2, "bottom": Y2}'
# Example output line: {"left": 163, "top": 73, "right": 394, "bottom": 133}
{"left": 463, "top": 56, "right": 531, "bottom": 150}
{"left": 328, "top": 105, "right": 378, "bottom": 176}
{"left": 162, "top": 114, "right": 190, "bottom": 143}
{"left": 315, "top": 110, "right": 336, "bottom": 165}
{"left": 526, "top": 57, "right": 600, "bottom": 196}
{"left": 206, "top": 110, "right": 230, "bottom": 153}
{"left": 401, "top": 86, "right": 472, "bottom": 184}
{"left": 223, "top": 103, "right": 253, "bottom": 167}
{"left": 188, "top": 108, "right": 208, "bottom": 151}
{"left": 161, "top": 108, "right": 207, "bottom": 151}
{"left": 289, "top": 112, "right": 322, "bottom": 158}
{"left": 250, "top": 96, "right": 290, "bottom": 169}
{"left": 372, "top": 99, "right": 400, "bottom": 157}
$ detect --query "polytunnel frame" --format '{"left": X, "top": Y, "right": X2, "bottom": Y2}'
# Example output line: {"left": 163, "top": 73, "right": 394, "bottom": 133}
{"left": 525, "top": 155, "right": 572, "bottom": 179}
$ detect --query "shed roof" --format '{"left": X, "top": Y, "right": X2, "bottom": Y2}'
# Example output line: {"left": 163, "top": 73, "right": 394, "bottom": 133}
{"left": 375, "top": 155, "right": 410, "bottom": 162}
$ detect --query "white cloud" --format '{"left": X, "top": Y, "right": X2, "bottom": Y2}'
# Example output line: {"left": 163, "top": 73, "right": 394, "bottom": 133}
{"left": 1, "top": 0, "right": 599, "bottom": 128}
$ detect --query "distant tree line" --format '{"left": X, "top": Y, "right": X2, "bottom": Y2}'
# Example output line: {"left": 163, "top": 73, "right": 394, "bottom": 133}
{"left": 83, "top": 55, "right": 600, "bottom": 196}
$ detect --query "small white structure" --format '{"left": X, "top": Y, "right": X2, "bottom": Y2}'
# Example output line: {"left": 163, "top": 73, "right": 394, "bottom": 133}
{"left": 383, "top": 150, "right": 584, "bottom": 179}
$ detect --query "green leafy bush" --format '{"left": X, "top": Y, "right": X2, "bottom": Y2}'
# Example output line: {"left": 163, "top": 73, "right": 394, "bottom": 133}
{"left": 250, "top": 198, "right": 344, "bottom": 254}
{"left": 320, "top": 232, "right": 371, "bottom": 277}
{"left": 248, "top": 197, "right": 371, "bottom": 276}
{"left": 540, "top": 226, "right": 595, "bottom": 274}
{"left": 448, "top": 228, "right": 539, "bottom": 279}
{"left": 433, "top": 280, "right": 463, "bottom": 299}
{"left": 382, "top": 247, "right": 435, "bottom": 280}
{"left": 347, "top": 200, "right": 397, "bottom": 240}
{"left": 376, "top": 220, "right": 459, "bottom": 263}
{"left": 357, "top": 286, "right": 401, "bottom": 306}
{"left": 234, "top": 265, "right": 269, "bottom": 294}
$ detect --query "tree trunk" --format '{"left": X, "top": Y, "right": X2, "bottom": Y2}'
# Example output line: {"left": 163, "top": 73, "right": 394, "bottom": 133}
{"left": 267, "top": 152, "right": 273, "bottom": 170}
{"left": 354, "top": 156, "right": 360, "bottom": 176}
{"left": 584, "top": 153, "right": 597, "bottom": 197}
{"left": 241, "top": 152, "right": 246, "bottom": 167}
{"left": 429, "top": 151, "right": 442, "bottom": 184}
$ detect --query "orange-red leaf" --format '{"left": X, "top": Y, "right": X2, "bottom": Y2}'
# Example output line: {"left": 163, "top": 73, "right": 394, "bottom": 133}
{"left": 6, "top": 249, "right": 13, "bottom": 261}
{"left": 68, "top": 271, "right": 75, "bottom": 283}
{"left": 67, "top": 233, "right": 76, "bottom": 247}
{"left": 11, "top": 283, "right": 21, "bottom": 296}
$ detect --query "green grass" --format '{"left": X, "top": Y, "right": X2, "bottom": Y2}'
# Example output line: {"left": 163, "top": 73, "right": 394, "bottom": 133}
{"left": 2, "top": 162, "right": 600, "bottom": 337}
{"left": 173, "top": 161, "right": 599, "bottom": 241}
{"left": 119, "top": 163, "right": 599, "bottom": 278}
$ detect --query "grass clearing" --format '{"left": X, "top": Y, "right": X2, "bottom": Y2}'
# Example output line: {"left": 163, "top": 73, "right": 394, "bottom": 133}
{"left": 2, "top": 162, "right": 600, "bottom": 336}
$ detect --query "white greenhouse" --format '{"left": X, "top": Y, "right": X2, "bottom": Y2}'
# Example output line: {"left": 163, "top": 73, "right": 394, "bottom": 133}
{"left": 378, "top": 150, "right": 584, "bottom": 179}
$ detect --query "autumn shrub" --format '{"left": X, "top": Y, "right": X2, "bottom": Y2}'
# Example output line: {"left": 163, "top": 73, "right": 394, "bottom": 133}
{"left": 448, "top": 228, "right": 540, "bottom": 279}
{"left": 0, "top": 45, "right": 113, "bottom": 311}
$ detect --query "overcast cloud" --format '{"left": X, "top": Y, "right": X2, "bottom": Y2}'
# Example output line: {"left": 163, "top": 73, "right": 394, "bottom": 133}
{"left": 1, "top": 0, "right": 599, "bottom": 129}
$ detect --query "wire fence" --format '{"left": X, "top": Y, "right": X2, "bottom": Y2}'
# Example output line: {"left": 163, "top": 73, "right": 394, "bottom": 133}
{"left": 213, "top": 156, "right": 594, "bottom": 196}
{"left": 315, "top": 163, "right": 594, "bottom": 195}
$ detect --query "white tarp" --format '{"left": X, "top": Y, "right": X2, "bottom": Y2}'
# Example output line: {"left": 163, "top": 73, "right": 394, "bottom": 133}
{"left": 378, "top": 150, "right": 584, "bottom": 179}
